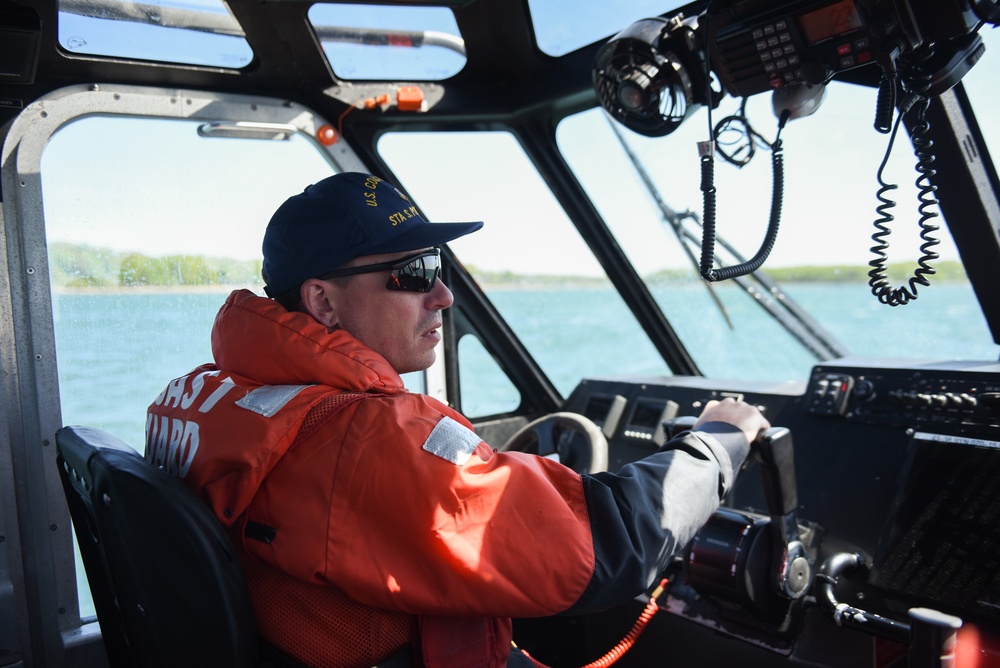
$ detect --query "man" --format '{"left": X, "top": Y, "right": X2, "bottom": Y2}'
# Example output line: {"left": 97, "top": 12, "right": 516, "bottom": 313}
{"left": 145, "top": 172, "right": 769, "bottom": 668}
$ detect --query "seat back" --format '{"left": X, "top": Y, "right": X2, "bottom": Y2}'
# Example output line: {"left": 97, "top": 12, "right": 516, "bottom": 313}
{"left": 56, "top": 424, "right": 259, "bottom": 668}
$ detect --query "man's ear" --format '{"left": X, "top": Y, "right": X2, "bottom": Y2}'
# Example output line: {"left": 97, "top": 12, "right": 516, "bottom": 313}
{"left": 300, "top": 279, "right": 339, "bottom": 329}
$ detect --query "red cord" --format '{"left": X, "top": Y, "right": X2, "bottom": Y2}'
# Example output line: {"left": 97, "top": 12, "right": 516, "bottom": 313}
{"left": 519, "top": 579, "right": 669, "bottom": 668}
{"left": 335, "top": 95, "right": 390, "bottom": 141}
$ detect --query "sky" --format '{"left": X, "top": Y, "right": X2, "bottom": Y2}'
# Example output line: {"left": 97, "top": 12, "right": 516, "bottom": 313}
{"left": 40, "top": 3, "right": 1000, "bottom": 278}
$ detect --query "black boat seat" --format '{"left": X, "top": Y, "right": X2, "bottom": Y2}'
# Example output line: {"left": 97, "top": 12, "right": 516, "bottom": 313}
{"left": 55, "top": 424, "right": 305, "bottom": 668}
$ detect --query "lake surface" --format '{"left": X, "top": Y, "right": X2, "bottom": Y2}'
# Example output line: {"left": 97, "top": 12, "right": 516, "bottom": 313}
{"left": 54, "top": 283, "right": 997, "bottom": 618}
{"left": 54, "top": 283, "right": 998, "bottom": 447}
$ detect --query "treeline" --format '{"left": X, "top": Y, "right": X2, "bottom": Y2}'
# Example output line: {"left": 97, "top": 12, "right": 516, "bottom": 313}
{"left": 50, "top": 242, "right": 967, "bottom": 289}
{"left": 471, "top": 260, "right": 969, "bottom": 287}
{"left": 468, "top": 268, "right": 609, "bottom": 288}
{"left": 50, "top": 243, "right": 262, "bottom": 289}
{"left": 719, "top": 260, "right": 968, "bottom": 284}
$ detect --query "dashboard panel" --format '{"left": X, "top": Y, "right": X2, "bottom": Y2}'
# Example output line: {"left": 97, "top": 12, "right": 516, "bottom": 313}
{"left": 515, "top": 357, "right": 1000, "bottom": 666}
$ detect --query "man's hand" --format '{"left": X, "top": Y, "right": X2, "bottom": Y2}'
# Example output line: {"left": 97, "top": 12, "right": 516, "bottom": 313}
{"left": 694, "top": 398, "right": 770, "bottom": 445}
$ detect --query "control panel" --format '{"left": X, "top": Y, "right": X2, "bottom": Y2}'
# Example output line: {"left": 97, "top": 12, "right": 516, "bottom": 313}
{"left": 806, "top": 359, "right": 1000, "bottom": 435}
{"left": 707, "top": 0, "right": 880, "bottom": 98}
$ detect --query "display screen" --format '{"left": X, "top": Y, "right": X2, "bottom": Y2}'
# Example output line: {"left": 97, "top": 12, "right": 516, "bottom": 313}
{"left": 629, "top": 399, "right": 664, "bottom": 429}
{"left": 584, "top": 394, "right": 614, "bottom": 422}
{"left": 871, "top": 433, "right": 1000, "bottom": 619}
{"left": 797, "top": 0, "right": 863, "bottom": 45}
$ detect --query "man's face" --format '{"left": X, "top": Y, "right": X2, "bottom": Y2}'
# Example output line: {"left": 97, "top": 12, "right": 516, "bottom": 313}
{"left": 325, "top": 249, "right": 453, "bottom": 374}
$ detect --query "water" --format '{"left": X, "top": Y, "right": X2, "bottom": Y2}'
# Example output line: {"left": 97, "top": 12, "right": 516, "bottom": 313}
{"left": 53, "top": 284, "right": 998, "bottom": 445}
{"left": 51, "top": 284, "right": 998, "bottom": 618}
{"left": 485, "top": 282, "right": 998, "bottom": 396}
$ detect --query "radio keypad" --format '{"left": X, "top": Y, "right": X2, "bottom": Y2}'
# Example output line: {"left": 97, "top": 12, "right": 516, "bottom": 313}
{"left": 751, "top": 18, "right": 873, "bottom": 90}
{"left": 753, "top": 21, "right": 801, "bottom": 88}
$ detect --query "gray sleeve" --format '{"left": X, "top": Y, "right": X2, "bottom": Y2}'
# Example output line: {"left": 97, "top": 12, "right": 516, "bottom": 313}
{"left": 666, "top": 422, "right": 750, "bottom": 498}
{"left": 567, "top": 428, "right": 750, "bottom": 613}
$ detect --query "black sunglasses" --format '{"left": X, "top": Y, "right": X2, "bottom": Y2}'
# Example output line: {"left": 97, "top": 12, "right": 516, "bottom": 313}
{"left": 316, "top": 248, "right": 442, "bottom": 293}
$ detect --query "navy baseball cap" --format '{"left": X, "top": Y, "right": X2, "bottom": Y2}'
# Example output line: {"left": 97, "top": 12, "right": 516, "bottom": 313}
{"left": 262, "top": 172, "right": 483, "bottom": 296}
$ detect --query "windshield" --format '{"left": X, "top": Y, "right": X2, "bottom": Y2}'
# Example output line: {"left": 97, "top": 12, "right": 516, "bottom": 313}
{"left": 559, "top": 67, "right": 999, "bottom": 380}
{"left": 572, "top": 25, "right": 1000, "bottom": 380}
{"left": 386, "top": 27, "right": 999, "bottom": 388}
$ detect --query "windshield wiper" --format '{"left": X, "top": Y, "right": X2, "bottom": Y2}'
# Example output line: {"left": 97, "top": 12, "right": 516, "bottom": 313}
{"left": 606, "top": 115, "right": 848, "bottom": 361}
{"left": 313, "top": 26, "right": 466, "bottom": 57}
{"left": 59, "top": 0, "right": 244, "bottom": 37}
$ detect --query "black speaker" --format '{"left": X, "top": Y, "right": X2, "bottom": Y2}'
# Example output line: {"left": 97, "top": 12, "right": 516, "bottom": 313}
{"left": 0, "top": 5, "right": 42, "bottom": 84}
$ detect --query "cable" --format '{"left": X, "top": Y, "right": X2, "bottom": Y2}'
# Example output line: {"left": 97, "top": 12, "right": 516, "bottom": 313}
{"left": 700, "top": 109, "right": 789, "bottom": 282}
{"left": 867, "top": 94, "right": 941, "bottom": 306}
{"left": 699, "top": 147, "right": 718, "bottom": 279}
{"left": 517, "top": 579, "right": 670, "bottom": 668}
{"left": 713, "top": 98, "right": 774, "bottom": 167}
{"left": 333, "top": 93, "right": 395, "bottom": 143}
{"left": 691, "top": 4, "right": 787, "bottom": 284}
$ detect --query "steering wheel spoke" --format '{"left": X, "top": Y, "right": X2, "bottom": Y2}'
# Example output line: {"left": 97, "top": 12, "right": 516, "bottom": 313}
{"left": 498, "top": 412, "right": 609, "bottom": 474}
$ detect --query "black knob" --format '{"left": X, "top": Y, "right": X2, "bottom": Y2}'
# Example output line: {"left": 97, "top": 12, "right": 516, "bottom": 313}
{"left": 854, "top": 380, "right": 876, "bottom": 400}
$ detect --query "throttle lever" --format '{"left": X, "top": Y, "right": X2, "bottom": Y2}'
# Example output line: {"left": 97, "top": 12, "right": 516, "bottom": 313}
{"left": 756, "top": 427, "right": 811, "bottom": 600}
{"left": 660, "top": 415, "right": 697, "bottom": 441}
{"left": 755, "top": 427, "right": 798, "bottom": 517}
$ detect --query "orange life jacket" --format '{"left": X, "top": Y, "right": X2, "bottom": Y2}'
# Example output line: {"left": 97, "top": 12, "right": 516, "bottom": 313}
{"left": 146, "top": 290, "right": 596, "bottom": 667}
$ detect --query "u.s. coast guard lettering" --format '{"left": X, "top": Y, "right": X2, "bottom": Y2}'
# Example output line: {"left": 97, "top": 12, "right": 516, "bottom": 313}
{"left": 360, "top": 174, "right": 418, "bottom": 224}
{"left": 388, "top": 205, "right": 419, "bottom": 226}
{"left": 146, "top": 369, "right": 236, "bottom": 477}
{"left": 363, "top": 174, "right": 380, "bottom": 207}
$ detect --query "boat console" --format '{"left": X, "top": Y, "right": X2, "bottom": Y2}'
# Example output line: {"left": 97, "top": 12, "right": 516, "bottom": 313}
{"left": 514, "top": 356, "right": 1000, "bottom": 666}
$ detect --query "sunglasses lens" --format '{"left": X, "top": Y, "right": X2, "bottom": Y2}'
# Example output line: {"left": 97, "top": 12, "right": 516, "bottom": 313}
{"left": 386, "top": 252, "right": 440, "bottom": 292}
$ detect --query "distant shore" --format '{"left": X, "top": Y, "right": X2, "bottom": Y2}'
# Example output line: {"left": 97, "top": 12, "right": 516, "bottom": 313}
{"left": 48, "top": 242, "right": 968, "bottom": 291}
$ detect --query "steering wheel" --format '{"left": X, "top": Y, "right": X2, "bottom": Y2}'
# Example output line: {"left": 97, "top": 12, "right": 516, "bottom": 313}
{"left": 498, "top": 412, "right": 609, "bottom": 474}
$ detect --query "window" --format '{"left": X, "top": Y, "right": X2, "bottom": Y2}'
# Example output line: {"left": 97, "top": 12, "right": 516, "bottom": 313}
{"left": 41, "top": 108, "right": 336, "bottom": 616}
{"left": 57, "top": 0, "right": 253, "bottom": 68}
{"left": 558, "top": 76, "right": 999, "bottom": 380}
{"left": 527, "top": 0, "right": 687, "bottom": 57}
{"left": 308, "top": 3, "right": 466, "bottom": 80}
{"left": 962, "top": 27, "right": 999, "bottom": 174}
{"left": 458, "top": 336, "right": 521, "bottom": 417}
{"left": 379, "top": 130, "right": 670, "bottom": 405}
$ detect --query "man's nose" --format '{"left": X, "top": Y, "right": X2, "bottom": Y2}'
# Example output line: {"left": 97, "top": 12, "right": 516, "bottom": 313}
{"left": 429, "top": 278, "right": 454, "bottom": 309}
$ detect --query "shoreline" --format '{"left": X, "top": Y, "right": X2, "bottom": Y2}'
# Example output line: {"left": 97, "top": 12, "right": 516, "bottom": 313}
{"left": 52, "top": 285, "right": 252, "bottom": 295}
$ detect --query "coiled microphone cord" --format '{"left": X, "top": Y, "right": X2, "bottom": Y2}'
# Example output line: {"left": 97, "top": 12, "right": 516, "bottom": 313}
{"left": 700, "top": 110, "right": 789, "bottom": 282}
{"left": 867, "top": 93, "right": 941, "bottom": 306}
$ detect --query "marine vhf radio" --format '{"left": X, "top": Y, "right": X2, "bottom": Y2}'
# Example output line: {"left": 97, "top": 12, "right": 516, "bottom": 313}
{"left": 704, "top": 0, "right": 988, "bottom": 98}
{"left": 594, "top": 0, "right": 993, "bottom": 299}
{"left": 702, "top": 0, "right": 989, "bottom": 301}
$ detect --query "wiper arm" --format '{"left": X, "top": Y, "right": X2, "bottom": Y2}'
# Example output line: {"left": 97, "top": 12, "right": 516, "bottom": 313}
{"left": 606, "top": 115, "right": 848, "bottom": 361}
{"left": 313, "top": 26, "right": 466, "bottom": 57}
{"left": 672, "top": 208, "right": 849, "bottom": 360}
{"left": 606, "top": 119, "right": 734, "bottom": 330}
{"left": 59, "top": 0, "right": 244, "bottom": 37}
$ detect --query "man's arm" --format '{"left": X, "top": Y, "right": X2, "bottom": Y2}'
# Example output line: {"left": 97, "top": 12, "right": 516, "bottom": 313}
{"left": 309, "top": 395, "right": 768, "bottom": 618}
{"left": 568, "top": 398, "right": 769, "bottom": 613}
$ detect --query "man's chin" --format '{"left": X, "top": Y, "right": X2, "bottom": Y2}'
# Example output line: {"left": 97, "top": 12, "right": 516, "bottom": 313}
{"left": 395, "top": 352, "right": 435, "bottom": 376}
